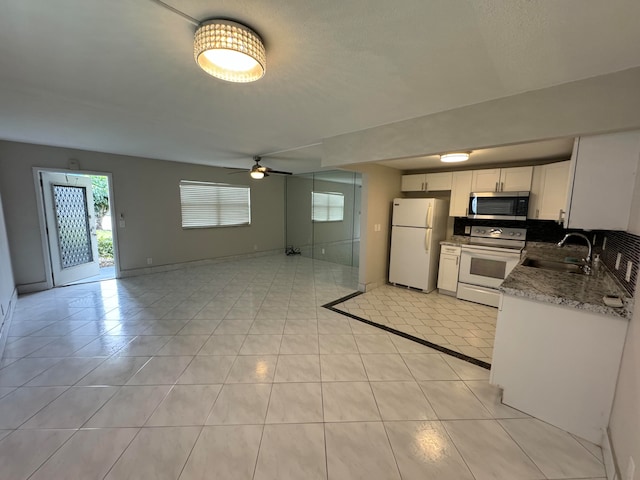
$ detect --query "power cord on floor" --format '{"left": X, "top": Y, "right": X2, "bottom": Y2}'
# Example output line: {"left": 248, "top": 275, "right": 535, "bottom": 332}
{"left": 285, "top": 245, "right": 301, "bottom": 256}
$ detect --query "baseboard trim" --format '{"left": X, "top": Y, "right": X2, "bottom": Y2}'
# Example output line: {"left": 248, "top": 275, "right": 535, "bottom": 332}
{"left": 16, "top": 281, "right": 49, "bottom": 294}
{"left": 602, "top": 427, "right": 620, "bottom": 480}
{"left": 118, "top": 249, "right": 284, "bottom": 278}
{"left": 358, "top": 277, "right": 387, "bottom": 292}
{"left": 0, "top": 287, "right": 18, "bottom": 361}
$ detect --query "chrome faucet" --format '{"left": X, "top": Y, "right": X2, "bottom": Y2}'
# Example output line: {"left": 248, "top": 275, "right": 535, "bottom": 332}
{"left": 557, "top": 233, "right": 592, "bottom": 275}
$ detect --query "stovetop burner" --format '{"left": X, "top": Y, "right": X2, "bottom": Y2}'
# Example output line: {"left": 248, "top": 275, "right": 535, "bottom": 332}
{"left": 467, "top": 226, "right": 527, "bottom": 250}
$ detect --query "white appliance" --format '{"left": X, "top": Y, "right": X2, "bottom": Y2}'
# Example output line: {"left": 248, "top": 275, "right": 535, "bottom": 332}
{"left": 457, "top": 226, "right": 526, "bottom": 307}
{"left": 389, "top": 198, "right": 449, "bottom": 292}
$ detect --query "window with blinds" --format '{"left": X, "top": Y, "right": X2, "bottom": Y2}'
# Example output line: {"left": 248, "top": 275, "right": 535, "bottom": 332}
{"left": 180, "top": 180, "right": 251, "bottom": 228}
{"left": 312, "top": 191, "right": 344, "bottom": 222}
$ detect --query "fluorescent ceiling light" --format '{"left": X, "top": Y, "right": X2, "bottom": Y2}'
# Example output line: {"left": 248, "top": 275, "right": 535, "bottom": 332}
{"left": 440, "top": 152, "right": 470, "bottom": 163}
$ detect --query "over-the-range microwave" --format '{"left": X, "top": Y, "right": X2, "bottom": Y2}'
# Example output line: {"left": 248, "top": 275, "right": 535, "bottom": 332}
{"left": 468, "top": 191, "right": 529, "bottom": 221}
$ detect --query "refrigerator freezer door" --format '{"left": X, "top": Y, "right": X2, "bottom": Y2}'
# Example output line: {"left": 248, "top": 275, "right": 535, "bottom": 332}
{"left": 389, "top": 226, "right": 432, "bottom": 291}
{"left": 392, "top": 198, "right": 434, "bottom": 228}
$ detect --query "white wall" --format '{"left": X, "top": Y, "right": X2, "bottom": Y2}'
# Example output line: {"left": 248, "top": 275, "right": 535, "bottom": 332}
{"left": 345, "top": 164, "right": 402, "bottom": 291}
{"left": 323, "top": 67, "right": 640, "bottom": 168}
{"left": 608, "top": 168, "right": 640, "bottom": 477}
{"left": 0, "top": 188, "right": 16, "bottom": 329}
{"left": 0, "top": 141, "right": 286, "bottom": 288}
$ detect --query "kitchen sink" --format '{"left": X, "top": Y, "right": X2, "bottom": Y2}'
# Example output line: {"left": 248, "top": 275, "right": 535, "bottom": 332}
{"left": 521, "top": 258, "right": 585, "bottom": 274}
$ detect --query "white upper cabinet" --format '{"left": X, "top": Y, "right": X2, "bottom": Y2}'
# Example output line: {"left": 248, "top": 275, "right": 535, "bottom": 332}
{"left": 528, "top": 161, "right": 571, "bottom": 221}
{"left": 500, "top": 166, "right": 534, "bottom": 191}
{"left": 401, "top": 174, "right": 426, "bottom": 192}
{"left": 449, "top": 170, "right": 473, "bottom": 217}
{"left": 426, "top": 172, "right": 453, "bottom": 191}
{"left": 471, "top": 168, "right": 501, "bottom": 192}
{"left": 471, "top": 166, "right": 533, "bottom": 192}
{"left": 564, "top": 131, "right": 640, "bottom": 230}
{"left": 401, "top": 172, "right": 452, "bottom": 192}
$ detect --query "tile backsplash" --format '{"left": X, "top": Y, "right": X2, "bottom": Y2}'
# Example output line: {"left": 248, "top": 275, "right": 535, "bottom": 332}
{"left": 598, "top": 230, "right": 640, "bottom": 296}
{"left": 453, "top": 218, "right": 640, "bottom": 296}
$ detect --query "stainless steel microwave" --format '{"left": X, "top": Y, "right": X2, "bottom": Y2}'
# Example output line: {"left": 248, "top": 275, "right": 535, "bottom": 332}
{"left": 468, "top": 191, "right": 530, "bottom": 220}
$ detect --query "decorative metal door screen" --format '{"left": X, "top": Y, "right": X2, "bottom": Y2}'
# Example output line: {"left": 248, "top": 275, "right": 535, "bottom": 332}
{"left": 52, "top": 184, "right": 94, "bottom": 268}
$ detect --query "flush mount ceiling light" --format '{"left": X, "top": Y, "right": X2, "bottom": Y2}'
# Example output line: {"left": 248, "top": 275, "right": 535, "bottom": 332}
{"left": 194, "top": 19, "right": 266, "bottom": 83}
{"left": 440, "top": 152, "right": 470, "bottom": 163}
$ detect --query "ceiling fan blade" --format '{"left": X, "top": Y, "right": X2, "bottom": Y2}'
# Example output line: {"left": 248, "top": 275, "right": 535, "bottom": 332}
{"left": 266, "top": 169, "right": 293, "bottom": 175}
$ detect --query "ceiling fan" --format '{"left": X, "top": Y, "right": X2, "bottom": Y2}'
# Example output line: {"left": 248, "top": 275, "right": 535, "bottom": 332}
{"left": 243, "top": 156, "right": 293, "bottom": 179}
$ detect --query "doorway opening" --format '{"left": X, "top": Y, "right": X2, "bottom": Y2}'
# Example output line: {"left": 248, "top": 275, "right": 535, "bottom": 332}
{"left": 37, "top": 169, "right": 119, "bottom": 286}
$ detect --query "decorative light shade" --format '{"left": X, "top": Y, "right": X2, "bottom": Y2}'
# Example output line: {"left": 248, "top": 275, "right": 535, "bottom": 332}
{"left": 250, "top": 170, "right": 265, "bottom": 179}
{"left": 194, "top": 20, "right": 266, "bottom": 83}
{"left": 440, "top": 152, "right": 470, "bottom": 163}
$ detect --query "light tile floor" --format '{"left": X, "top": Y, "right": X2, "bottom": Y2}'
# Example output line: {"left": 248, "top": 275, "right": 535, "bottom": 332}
{"left": 334, "top": 285, "right": 498, "bottom": 363}
{"left": 0, "top": 255, "right": 606, "bottom": 479}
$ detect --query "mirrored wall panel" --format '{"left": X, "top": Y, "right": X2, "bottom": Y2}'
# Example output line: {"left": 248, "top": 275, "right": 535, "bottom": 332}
{"left": 286, "top": 170, "right": 361, "bottom": 267}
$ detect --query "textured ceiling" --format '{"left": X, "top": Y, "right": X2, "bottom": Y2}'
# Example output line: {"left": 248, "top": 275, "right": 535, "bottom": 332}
{"left": 0, "top": 0, "right": 639, "bottom": 172}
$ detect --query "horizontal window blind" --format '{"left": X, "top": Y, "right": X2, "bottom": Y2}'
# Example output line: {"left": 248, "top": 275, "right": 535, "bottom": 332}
{"left": 180, "top": 180, "right": 251, "bottom": 228}
{"left": 312, "top": 191, "right": 344, "bottom": 222}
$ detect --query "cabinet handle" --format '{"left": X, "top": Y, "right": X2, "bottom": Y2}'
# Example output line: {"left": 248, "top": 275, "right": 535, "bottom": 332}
{"left": 455, "top": 256, "right": 459, "bottom": 266}
{"left": 495, "top": 182, "right": 498, "bottom": 192}
{"left": 421, "top": 182, "right": 424, "bottom": 190}
{"left": 500, "top": 182, "right": 504, "bottom": 192}
{"left": 558, "top": 209, "right": 565, "bottom": 224}
{"left": 465, "top": 207, "right": 468, "bottom": 216}
{"left": 425, "top": 182, "right": 428, "bottom": 191}
{"left": 536, "top": 208, "right": 539, "bottom": 219}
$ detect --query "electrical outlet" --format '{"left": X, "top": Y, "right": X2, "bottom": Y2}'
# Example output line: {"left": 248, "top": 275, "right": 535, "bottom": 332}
{"left": 146, "top": 257, "right": 153, "bottom": 265}
{"left": 615, "top": 253, "right": 622, "bottom": 270}
{"left": 321, "top": 248, "right": 325, "bottom": 254}
{"left": 625, "top": 457, "right": 635, "bottom": 480}
{"left": 626, "top": 261, "right": 633, "bottom": 282}
{"left": 602, "top": 237, "right": 607, "bottom": 251}
{"left": 254, "top": 244, "right": 258, "bottom": 251}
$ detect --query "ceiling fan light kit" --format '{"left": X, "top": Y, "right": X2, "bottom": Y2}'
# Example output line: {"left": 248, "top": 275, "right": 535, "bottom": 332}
{"left": 440, "top": 152, "right": 470, "bottom": 163}
{"left": 194, "top": 19, "right": 266, "bottom": 83}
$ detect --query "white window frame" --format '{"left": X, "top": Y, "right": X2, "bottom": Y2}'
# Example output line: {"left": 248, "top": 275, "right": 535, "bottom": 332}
{"left": 180, "top": 180, "right": 251, "bottom": 228}
{"left": 312, "top": 191, "right": 344, "bottom": 222}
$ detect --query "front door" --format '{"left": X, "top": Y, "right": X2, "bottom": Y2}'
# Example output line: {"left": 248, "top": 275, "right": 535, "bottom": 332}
{"left": 41, "top": 172, "right": 100, "bottom": 285}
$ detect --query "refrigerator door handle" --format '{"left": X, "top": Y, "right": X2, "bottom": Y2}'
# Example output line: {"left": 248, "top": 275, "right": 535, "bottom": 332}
{"left": 426, "top": 204, "right": 433, "bottom": 228}
{"left": 425, "top": 229, "right": 431, "bottom": 252}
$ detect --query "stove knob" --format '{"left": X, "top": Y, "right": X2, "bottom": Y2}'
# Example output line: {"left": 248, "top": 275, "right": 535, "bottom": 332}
{"left": 516, "top": 232, "right": 521, "bottom": 236}
{"left": 509, "top": 232, "right": 514, "bottom": 236}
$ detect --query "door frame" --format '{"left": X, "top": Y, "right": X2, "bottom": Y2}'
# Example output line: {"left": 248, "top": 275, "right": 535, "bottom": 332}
{"left": 33, "top": 167, "right": 121, "bottom": 289}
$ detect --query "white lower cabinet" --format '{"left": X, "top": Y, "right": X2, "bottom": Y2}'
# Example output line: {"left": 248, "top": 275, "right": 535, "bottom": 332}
{"left": 437, "top": 245, "right": 460, "bottom": 295}
{"left": 490, "top": 294, "right": 628, "bottom": 444}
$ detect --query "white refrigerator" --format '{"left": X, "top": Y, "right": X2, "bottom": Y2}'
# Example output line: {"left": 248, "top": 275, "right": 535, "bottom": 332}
{"left": 389, "top": 197, "right": 449, "bottom": 292}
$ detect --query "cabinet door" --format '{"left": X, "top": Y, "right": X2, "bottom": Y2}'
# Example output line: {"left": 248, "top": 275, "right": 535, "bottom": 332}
{"left": 437, "top": 254, "right": 459, "bottom": 292}
{"left": 425, "top": 172, "right": 452, "bottom": 191}
{"left": 471, "top": 169, "right": 500, "bottom": 192}
{"left": 528, "top": 165, "right": 544, "bottom": 219}
{"left": 565, "top": 131, "right": 640, "bottom": 230}
{"left": 401, "top": 174, "right": 426, "bottom": 192}
{"left": 500, "top": 166, "right": 533, "bottom": 192}
{"left": 449, "top": 171, "right": 473, "bottom": 217}
{"left": 538, "top": 161, "right": 570, "bottom": 221}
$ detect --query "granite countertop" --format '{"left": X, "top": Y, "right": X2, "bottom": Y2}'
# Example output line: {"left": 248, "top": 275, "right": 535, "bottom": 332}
{"left": 440, "top": 236, "right": 470, "bottom": 247}
{"left": 500, "top": 245, "right": 633, "bottom": 320}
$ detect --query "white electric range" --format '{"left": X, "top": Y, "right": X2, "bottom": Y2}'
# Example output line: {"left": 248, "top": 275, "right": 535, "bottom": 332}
{"left": 457, "top": 226, "right": 526, "bottom": 307}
